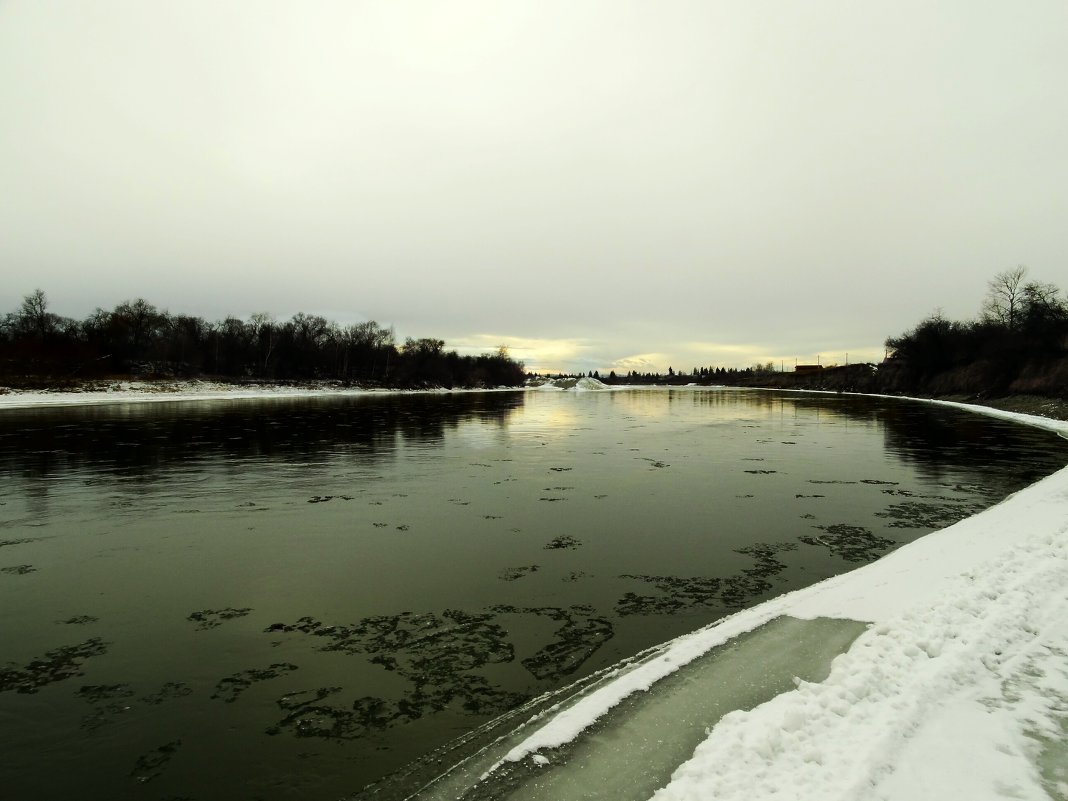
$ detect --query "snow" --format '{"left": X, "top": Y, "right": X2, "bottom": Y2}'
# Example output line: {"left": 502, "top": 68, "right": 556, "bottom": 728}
{"left": 654, "top": 461, "right": 1068, "bottom": 800}
{"left": 3, "top": 383, "right": 1066, "bottom": 798}
{"left": 527, "top": 376, "right": 612, "bottom": 391}
{"left": 0, "top": 380, "right": 377, "bottom": 409}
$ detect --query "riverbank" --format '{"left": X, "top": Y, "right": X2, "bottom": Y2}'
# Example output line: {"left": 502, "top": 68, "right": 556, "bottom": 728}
{"left": 648, "top": 402, "right": 1068, "bottom": 801}
{"left": 651, "top": 445, "right": 1068, "bottom": 801}
{"left": 0, "top": 379, "right": 378, "bottom": 409}
{"left": 938, "top": 393, "right": 1068, "bottom": 421}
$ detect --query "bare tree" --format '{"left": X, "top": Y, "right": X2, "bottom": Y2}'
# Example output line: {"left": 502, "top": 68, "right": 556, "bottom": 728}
{"left": 290, "top": 313, "right": 329, "bottom": 348}
{"left": 981, "top": 266, "right": 1028, "bottom": 330}
{"left": 350, "top": 320, "right": 394, "bottom": 349}
{"left": 112, "top": 298, "right": 166, "bottom": 354}
{"left": 1021, "top": 280, "right": 1064, "bottom": 314}
{"left": 249, "top": 312, "right": 276, "bottom": 372}
{"left": 402, "top": 337, "right": 445, "bottom": 357}
{"left": 18, "top": 288, "right": 53, "bottom": 338}
{"left": 1019, "top": 279, "right": 1068, "bottom": 333}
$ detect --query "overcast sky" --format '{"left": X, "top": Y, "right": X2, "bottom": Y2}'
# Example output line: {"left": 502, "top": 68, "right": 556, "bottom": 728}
{"left": 2, "top": 1, "right": 1066, "bottom": 373}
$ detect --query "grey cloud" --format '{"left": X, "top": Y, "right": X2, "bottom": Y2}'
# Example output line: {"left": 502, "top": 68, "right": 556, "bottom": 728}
{"left": 2, "top": 1, "right": 1065, "bottom": 372}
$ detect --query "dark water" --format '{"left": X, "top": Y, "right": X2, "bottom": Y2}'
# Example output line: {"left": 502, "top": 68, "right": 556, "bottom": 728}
{"left": 0, "top": 388, "right": 1064, "bottom": 800}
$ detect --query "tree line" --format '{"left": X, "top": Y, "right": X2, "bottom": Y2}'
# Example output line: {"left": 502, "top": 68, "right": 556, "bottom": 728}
{"left": 548, "top": 365, "right": 785, "bottom": 386}
{"left": 538, "top": 267, "right": 1067, "bottom": 398}
{"left": 876, "top": 266, "right": 1067, "bottom": 396}
{"left": 4, "top": 268, "right": 1065, "bottom": 397}
{"left": 0, "top": 292, "right": 527, "bottom": 389}
{"left": 707, "top": 267, "right": 1067, "bottom": 398}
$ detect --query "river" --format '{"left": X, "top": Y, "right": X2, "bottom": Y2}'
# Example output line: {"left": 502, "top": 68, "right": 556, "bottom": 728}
{"left": 1, "top": 387, "right": 1065, "bottom": 800}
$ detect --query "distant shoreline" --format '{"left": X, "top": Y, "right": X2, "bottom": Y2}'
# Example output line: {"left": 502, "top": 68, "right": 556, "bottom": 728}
{"left": 2, "top": 376, "right": 1067, "bottom": 422}
{"left": 0, "top": 378, "right": 527, "bottom": 411}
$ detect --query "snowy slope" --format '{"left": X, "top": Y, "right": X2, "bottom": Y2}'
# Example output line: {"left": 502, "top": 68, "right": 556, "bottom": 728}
{"left": 656, "top": 453, "right": 1068, "bottom": 801}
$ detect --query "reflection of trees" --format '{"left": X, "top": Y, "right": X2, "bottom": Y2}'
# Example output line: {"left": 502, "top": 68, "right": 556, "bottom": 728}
{"left": 616, "top": 388, "right": 1066, "bottom": 485}
{"left": 631, "top": 387, "right": 863, "bottom": 419}
{"left": 784, "top": 393, "right": 1067, "bottom": 483}
{"left": 605, "top": 388, "right": 794, "bottom": 420}
{"left": 0, "top": 393, "right": 524, "bottom": 482}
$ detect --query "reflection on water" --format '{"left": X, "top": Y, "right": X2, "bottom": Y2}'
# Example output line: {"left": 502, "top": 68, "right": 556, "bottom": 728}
{"left": 3, "top": 392, "right": 523, "bottom": 481}
{"left": 0, "top": 389, "right": 1064, "bottom": 800}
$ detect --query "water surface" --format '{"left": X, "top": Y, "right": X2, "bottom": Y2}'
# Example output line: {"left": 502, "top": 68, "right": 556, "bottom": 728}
{"left": 0, "top": 388, "right": 1064, "bottom": 800}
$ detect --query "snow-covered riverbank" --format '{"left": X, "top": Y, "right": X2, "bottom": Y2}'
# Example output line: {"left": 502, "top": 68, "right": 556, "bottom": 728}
{"left": 0, "top": 380, "right": 540, "bottom": 410}
{"left": 0, "top": 380, "right": 384, "bottom": 409}
{"left": 650, "top": 431, "right": 1068, "bottom": 801}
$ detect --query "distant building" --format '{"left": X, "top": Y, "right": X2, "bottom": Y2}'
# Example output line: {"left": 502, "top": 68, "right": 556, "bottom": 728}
{"left": 795, "top": 364, "right": 824, "bottom": 374}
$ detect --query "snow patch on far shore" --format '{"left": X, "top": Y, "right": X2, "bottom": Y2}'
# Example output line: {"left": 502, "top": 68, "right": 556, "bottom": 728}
{"left": 527, "top": 376, "right": 612, "bottom": 391}
{"left": 0, "top": 380, "right": 376, "bottom": 410}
